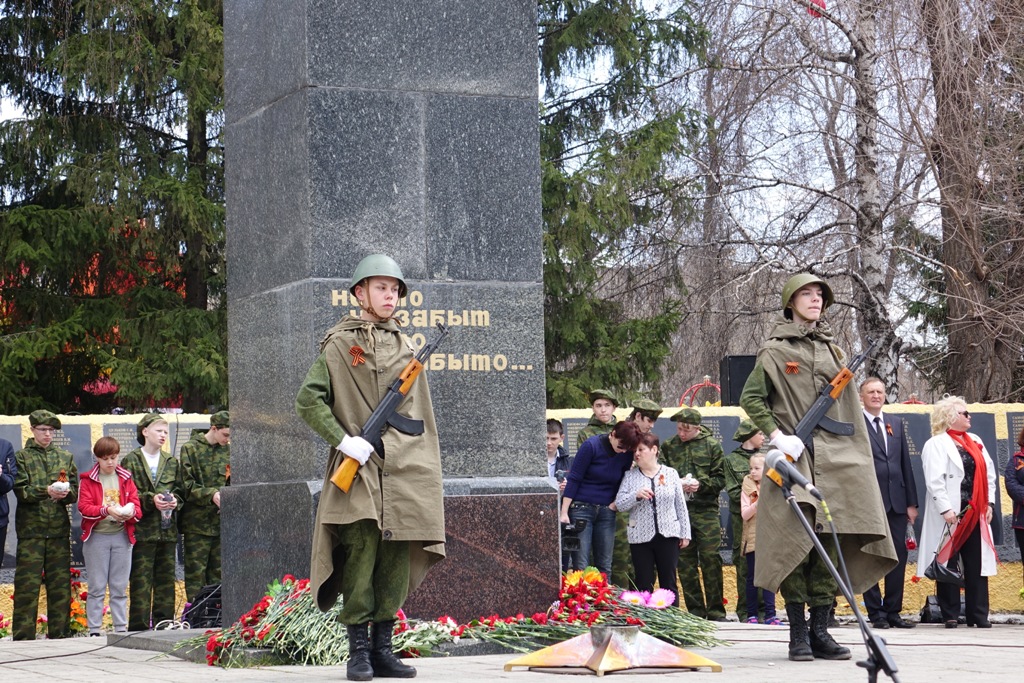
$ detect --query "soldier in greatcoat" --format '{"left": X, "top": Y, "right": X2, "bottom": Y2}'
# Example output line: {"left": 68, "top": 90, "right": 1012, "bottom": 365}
{"left": 740, "top": 273, "right": 895, "bottom": 661}
{"left": 296, "top": 254, "right": 445, "bottom": 682}
{"left": 12, "top": 410, "right": 78, "bottom": 640}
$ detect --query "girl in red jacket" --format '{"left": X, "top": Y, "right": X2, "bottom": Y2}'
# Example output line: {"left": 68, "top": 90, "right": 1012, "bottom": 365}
{"left": 78, "top": 437, "right": 142, "bottom": 635}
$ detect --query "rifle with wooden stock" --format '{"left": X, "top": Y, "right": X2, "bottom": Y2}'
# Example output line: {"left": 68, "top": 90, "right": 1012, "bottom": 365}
{"left": 330, "top": 322, "right": 450, "bottom": 493}
{"left": 792, "top": 336, "right": 879, "bottom": 447}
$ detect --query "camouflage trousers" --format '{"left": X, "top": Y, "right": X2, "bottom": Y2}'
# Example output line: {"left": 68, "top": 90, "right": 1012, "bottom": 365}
{"left": 129, "top": 539, "right": 178, "bottom": 630}
{"left": 335, "top": 519, "right": 410, "bottom": 625}
{"left": 184, "top": 533, "right": 221, "bottom": 604}
{"left": 13, "top": 536, "right": 72, "bottom": 640}
{"left": 779, "top": 533, "right": 839, "bottom": 608}
{"left": 677, "top": 505, "right": 725, "bottom": 619}
{"left": 730, "top": 508, "right": 746, "bottom": 613}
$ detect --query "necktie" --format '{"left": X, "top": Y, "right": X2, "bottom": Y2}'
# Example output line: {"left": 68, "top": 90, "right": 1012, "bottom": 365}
{"left": 874, "top": 417, "right": 886, "bottom": 455}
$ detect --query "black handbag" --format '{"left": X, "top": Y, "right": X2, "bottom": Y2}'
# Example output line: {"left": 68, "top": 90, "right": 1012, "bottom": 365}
{"left": 924, "top": 522, "right": 964, "bottom": 587}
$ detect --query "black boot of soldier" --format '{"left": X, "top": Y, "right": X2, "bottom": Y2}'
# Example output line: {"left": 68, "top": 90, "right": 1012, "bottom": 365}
{"left": 785, "top": 603, "right": 813, "bottom": 661}
{"left": 346, "top": 623, "right": 374, "bottom": 681}
{"left": 809, "top": 605, "right": 852, "bottom": 660}
{"left": 370, "top": 621, "right": 417, "bottom": 678}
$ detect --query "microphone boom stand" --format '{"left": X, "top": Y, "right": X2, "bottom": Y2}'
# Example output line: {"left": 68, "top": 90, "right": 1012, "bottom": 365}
{"left": 778, "top": 482, "right": 900, "bottom": 683}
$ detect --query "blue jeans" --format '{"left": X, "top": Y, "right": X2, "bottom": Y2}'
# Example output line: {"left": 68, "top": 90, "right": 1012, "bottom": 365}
{"left": 568, "top": 502, "right": 617, "bottom": 576}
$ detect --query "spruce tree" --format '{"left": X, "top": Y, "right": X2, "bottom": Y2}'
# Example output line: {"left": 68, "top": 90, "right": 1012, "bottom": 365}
{"left": 0, "top": 0, "right": 225, "bottom": 413}
{"left": 539, "top": 1, "right": 707, "bottom": 407}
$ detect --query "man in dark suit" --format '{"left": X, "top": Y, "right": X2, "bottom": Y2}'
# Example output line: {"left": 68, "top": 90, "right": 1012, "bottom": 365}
{"left": 860, "top": 377, "right": 919, "bottom": 629}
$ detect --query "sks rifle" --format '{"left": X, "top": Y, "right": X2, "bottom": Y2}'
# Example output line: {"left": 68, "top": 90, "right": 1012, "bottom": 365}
{"left": 330, "top": 322, "right": 449, "bottom": 493}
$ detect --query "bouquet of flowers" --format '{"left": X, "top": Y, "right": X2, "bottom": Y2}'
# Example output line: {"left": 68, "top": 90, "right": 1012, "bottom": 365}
{"left": 184, "top": 568, "right": 723, "bottom": 668}
{"left": 191, "top": 575, "right": 460, "bottom": 667}
{"left": 0, "top": 611, "right": 11, "bottom": 639}
{"left": 464, "top": 568, "right": 721, "bottom": 653}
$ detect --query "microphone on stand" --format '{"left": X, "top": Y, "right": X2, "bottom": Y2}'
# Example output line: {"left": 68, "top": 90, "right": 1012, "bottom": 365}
{"left": 765, "top": 449, "right": 823, "bottom": 501}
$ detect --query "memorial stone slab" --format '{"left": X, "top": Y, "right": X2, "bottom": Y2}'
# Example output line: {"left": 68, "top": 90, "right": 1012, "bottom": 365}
{"left": 222, "top": 0, "right": 547, "bottom": 622}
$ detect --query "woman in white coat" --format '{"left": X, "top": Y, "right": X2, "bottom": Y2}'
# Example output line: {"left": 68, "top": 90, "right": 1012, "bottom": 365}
{"left": 615, "top": 432, "right": 691, "bottom": 606}
{"left": 916, "top": 396, "right": 997, "bottom": 628}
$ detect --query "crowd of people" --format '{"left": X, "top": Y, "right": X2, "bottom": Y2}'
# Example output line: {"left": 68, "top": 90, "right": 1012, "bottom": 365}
{"left": 3, "top": 258, "right": 1024, "bottom": 675}
{"left": 550, "top": 273, "right": 1022, "bottom": 663}
{"left": 0, "top": 410, "right": 230, "bottom": 639}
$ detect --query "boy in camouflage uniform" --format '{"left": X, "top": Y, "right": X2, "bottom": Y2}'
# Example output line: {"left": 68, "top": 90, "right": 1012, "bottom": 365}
{"left": 724, "top": 419, "right": 764, "bottom": 618}
{"left": 576, "top": 389, "right": 618, "bottom": 450}
{"left": 625, "top": 398, "right": 663, "bottom": 434}
{"left": 661, "top": 407, "right": 726, "bottom": 620}
{"left": 178, "top": 410, "right": 230, "bottom": 603}
{"left": 12, "top": 410, "right": 78, "bottom": 640}
{"left": 121, "top": 413, "right": 182, "bottom": 630}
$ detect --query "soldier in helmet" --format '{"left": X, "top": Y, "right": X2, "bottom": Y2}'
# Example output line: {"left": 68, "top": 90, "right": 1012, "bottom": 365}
{"left": 296, "top": 254, "right": 445, "bottom": 682}
{"left": 12, "top": 410, "right": 78, "bottom": 639}
{"left": 576, "top": 389, "right": 619, "bottom": 450}
{"left": 660, "top": 407, "right": 726, "bottom": 620}
{"left": 178, "top": 410, "right": 231, "bottom": 603}
{"left": 740, "top": 273, "right": 895, "bottom": 661}
{"left": 724, "top": 419, "right": 764, "bottom": 620}
{"left": 626, "top": 398, "right": 663, "bottom": 434}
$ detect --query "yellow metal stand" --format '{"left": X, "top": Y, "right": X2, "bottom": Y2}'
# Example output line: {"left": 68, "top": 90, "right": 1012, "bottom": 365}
{"left": 503, "top": 625, "right": 722, "bottom": 676}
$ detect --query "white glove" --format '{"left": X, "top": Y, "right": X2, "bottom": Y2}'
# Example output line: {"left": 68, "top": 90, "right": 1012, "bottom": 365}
{"left": 770, "top": 433, "right": 805, "bottom": 461}
{"left": 340, "top": 434, "right": 374, "bottom": 465}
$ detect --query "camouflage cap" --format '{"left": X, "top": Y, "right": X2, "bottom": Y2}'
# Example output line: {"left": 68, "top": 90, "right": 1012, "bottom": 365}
{"left": 210, "top": 410, "right": 230, "bottom": 428}
{"left": 630, "top": 398, "right": 663, "bottom": 420}
{"left": 587, "top": 389, "right": 619, "bottom": 407}
{"left": 670, "top": 407, "right": 702, "bottom": 425}
{"left": 733, "top": 418, "right": 761, "bottom": 443}
{"left": 136, "top": 412, "right": 168, "bottom": 445}
{"left": 29, "top": 409, "right": 61, "bottom": 429}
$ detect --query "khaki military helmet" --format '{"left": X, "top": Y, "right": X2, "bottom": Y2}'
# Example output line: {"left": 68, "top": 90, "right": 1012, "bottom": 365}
{"left": 349, "top": 254, "right": 408, "bottom": 298}
{"left": 781, "top": 273, "right": 834, "bottom": 319}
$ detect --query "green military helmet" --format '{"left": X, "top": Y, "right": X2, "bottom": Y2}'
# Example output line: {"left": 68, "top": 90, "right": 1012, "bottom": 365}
{"left": 733, "top": 418, "right": 760, "bottom": 443}
{"left": 670, "top": 407, "right": 702, "bottom": 425}
{"left": 588, "top": 389, "right": 619, "bottom": 407}
{"left": 630, "top": 398, "right": 663, "bottom": 420}
{"left": 781, "top": 273, "right": 834, "bottom": 318}
{"left": 349, "top": 254, "right": 408, "bottom": 298}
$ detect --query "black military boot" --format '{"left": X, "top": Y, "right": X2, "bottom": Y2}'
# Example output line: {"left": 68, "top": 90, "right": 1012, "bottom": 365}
{"left": 809, "top": 605, "right": 852, "bottom": 660}
{"left": 346, "top": 623, "right": 374, "bottom": 681}
{"left": 370, "top": 621, "right": 417, "bottom": 678}
{"left": 785, "top": 603, "right": 813, "bottom": 662}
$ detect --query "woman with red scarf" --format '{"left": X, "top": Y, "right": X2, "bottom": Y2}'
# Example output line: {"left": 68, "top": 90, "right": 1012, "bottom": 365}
{"left": 917, "top": 396, "right": 997, "bottom": 628}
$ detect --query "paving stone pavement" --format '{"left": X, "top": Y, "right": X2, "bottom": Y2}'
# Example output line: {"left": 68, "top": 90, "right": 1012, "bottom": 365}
{"left": 1, "top": 620, "right": 1022, "bottom": 682}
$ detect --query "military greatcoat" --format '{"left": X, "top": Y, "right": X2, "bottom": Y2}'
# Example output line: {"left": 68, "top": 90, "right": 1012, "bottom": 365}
{"left": 740, "top": 317, "right": 896, "bottom": 593}
{"left": 296, "top": 315, "right": 446, "bottom": 612}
